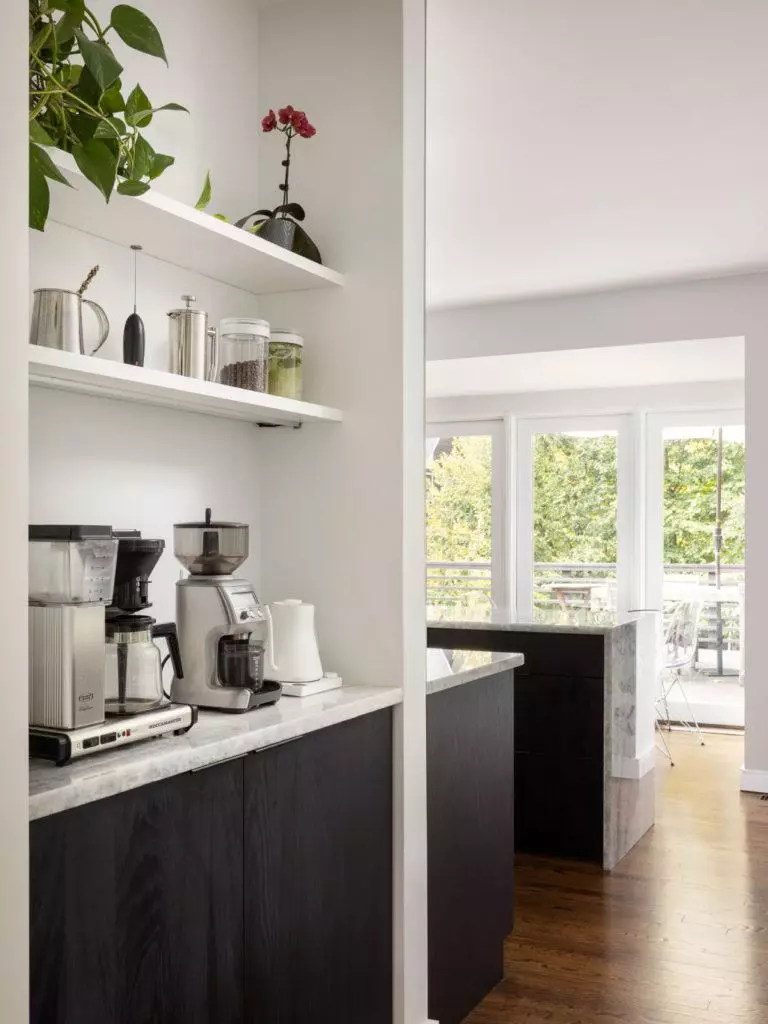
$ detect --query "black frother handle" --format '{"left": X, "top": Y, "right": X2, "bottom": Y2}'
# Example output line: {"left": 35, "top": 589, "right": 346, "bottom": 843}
{"left": 154, "top": 622, "right": 184, "bottom": 679}
{"left": 123, "top": 311, "right": 145, "bottom": 366}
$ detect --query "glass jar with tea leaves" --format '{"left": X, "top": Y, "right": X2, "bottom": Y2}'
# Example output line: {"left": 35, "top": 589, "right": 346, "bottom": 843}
{"left": 218, "top": 318, "right": 270, "bottom": 392}
{"left": 268, "top": 330, "right": 304, "bottom": 401}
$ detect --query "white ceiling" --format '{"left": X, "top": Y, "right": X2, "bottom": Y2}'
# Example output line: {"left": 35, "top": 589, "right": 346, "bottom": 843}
{"left": 426, "top": 1, "right": 768, "bottom": 309}
{"left": 426, "top": 337, "right": 744, "bottom": 398}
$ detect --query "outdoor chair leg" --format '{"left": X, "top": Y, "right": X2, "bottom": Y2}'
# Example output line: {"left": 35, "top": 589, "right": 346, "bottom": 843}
{"left": 655, "top": 719, "right": 674, "bottom": 766}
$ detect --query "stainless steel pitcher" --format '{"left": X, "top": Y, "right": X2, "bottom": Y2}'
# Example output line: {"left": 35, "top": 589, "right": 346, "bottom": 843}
{"left": 168, "top": 294, "right": 218, "bottom": 381}
{"left": 30, "top": 288, "right": 109, "bottom": 355}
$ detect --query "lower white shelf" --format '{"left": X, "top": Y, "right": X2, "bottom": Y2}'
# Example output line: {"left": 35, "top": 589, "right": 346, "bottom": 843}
{"left": 28, "top": 347, "right": 344, "bottom": 427}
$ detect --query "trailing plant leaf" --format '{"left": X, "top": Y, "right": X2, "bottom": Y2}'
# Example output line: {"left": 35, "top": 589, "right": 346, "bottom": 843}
{"left": 275, "top": 202, "right": 305, "bottom": 221}
{"left": 30, "top": 142, "right": 72, "bottom": 187}
{"left": 111, "top": 5, "right": 168, "bottom": 64}
{"left": 195, "top": 171, "right": 212, "bottom": 211}
{"left": 29, "top": 121, "right": 54, "bottom": 146}
{"left": 101, "top": 81, "right": 126, "bottom": 114}
{"left": 29, "top": 0, "right": 186, "bottom": 228}
{"left": 125, "top": 83, "right": 152, "bottom": 128}
{"left": 149, "top": 153, "right": 174, "bottom": 179}
{"left": 131, "top": 134, "right": 154, "bottom": 178}
{"left": 213, "top": 214, "right": 229, "bottom": 221}
{"left": 73, "top": 139, "right": 119, "bottom": 200}
{"left": 117, "top": 179, "right": 150, "bottom": 196}
{"left": 29, "top": 159, "right": 50, "bottom": 233}
{"left": 74, "top": 29, "right": 123, "bottom": 92}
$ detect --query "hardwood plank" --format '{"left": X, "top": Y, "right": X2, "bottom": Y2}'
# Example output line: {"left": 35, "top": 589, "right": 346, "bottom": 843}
{"left": 465, "top": 732, "right": 768, "bottom": 1023}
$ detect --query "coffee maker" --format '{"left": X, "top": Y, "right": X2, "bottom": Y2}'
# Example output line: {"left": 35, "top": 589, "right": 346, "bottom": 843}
{"left": 170, "top": 509, "right": 281, "bottom": 711}
{"left": 105, "top": 532, "right": 184, "bottom": 716}
{"left": 28, "top": 525, "right": 118, "bottom": 730}
{"left": 29, "top": 525, "right": 197, "bottom": 766}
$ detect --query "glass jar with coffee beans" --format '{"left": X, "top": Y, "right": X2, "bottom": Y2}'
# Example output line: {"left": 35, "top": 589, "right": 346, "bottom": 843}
{"left": 218, "top": 318, "right": 270, "bottom": 392}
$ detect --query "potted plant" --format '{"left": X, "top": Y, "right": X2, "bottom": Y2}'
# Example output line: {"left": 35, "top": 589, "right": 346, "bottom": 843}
{"left": 235, "top": 105, "right": 322, "bottom": 264}
{"left": 29, "top": 1, "right": 187, "bottom": 230}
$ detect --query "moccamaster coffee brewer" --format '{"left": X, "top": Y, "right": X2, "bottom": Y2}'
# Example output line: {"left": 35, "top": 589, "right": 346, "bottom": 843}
{"left": 170, "top": 509, "right": 281, "bottom": 711}
{"left": 105, "top": 532, "right": 184, "bottom": 716}
{"left": 29, "top": 526, "right": 196, "bottom": 766}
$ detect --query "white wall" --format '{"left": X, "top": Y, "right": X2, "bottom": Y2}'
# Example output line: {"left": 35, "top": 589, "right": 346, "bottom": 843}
{"left": 88, "top": 0, "right": 261, "bottom": 216}
{"left": 29, "top": 389, "right": 263, "bottom": 623}
{"left": 256, "top": 3, "right": 428, "bottom": 1022}
{"left": 427, "top": 271, "right": 768, "bottom": 790}
{"left": 0, "top": 0, "right": 29, "bottom": 1017}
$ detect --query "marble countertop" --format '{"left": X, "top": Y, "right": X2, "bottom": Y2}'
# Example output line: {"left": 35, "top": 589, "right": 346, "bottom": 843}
{"left": 29, "top": 685, "right": 402, "bottom": 821}
{"left": 429, "top": 609, "right": 655, "bottom": 636}
{"left": 427, "top": 648, "right": 524, "bottom": 695}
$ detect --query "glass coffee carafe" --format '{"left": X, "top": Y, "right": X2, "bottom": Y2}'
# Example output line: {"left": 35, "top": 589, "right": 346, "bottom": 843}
{"left": 105, "top": 617, "right": 184, "bottom": 716}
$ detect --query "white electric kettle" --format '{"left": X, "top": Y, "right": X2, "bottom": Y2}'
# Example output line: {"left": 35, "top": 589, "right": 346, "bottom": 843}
{"left": 264, "top": 599, "right": 323, "bottom": 683}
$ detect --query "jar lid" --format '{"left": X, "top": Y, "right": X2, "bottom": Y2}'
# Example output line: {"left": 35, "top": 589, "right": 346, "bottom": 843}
{"left": 220, "top": 317, "right": 271, "bottom": 339}
{"left": 270, "top": 329, "right": 304, "bottom": 347}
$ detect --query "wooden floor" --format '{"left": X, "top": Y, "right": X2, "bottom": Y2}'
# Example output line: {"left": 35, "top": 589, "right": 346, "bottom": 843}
{"left": 465, "top": 732, "right": 768, "bottom": 1023}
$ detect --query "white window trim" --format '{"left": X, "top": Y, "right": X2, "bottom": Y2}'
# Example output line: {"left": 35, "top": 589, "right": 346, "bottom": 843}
{"left": 426, "top": 419, "right": 510, "bottom": 614}
{"left": 515, "top": 414, "right": 637, "bottom": 619}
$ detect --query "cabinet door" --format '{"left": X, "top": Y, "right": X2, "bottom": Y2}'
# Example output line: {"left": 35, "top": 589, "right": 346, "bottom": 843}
{"left": 244, "top": 709, "right": 393, "bottom": 1024}
{"left": 427, "top": 672, "right": 516, "bottom": 1024}
{"left": 30, "top": 759, "right": 244, "bottom": 1024}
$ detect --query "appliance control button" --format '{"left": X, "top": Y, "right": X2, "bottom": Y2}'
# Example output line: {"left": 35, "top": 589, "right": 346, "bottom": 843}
{"left": 240, "top": 610, "right": 248, "bottom": 620}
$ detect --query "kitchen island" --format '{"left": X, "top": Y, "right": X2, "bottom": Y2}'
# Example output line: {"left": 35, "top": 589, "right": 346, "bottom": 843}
{"left": 430, "top": 611, "right": 658, "bottom": 870}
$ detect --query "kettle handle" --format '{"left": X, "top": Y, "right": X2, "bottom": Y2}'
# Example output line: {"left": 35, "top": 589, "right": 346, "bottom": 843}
{"left": 264, "top": 606, "right": 280, "bottom": 678}
{"left": 83, "top": 299, "right": 110, "bottom": 355}
{"left": 154, "top": 622, "right": 184, "bottom": 680}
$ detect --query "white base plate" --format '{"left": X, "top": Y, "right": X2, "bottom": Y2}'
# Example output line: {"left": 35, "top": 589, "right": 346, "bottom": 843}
{"left": 280, "top": 673, "right": 343, "bottom": 698}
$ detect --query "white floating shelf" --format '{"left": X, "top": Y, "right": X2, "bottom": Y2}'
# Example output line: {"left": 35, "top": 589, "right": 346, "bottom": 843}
{"left": 29, "top": 348, "right": 344, "bottom": 427}
{"left": 46, "top": 158, "right": 345, "bottom": 296}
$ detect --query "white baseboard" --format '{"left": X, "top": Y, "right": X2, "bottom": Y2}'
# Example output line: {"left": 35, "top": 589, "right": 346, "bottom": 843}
{"left": 612, "top": 746, "right": 656, "bottom": 780}
{"left": 740, "top": 768, "right": 768, "bottom": 793}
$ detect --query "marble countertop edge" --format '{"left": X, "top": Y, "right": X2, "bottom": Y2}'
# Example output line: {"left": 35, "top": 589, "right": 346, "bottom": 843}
{"left": 426, "top": 651, "right": 524, "bottom": 695}
{"left": 29, "top": 685, "right": 403, "bottom": 821}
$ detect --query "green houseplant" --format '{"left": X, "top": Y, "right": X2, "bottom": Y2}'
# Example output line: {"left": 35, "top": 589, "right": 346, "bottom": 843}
{"left": 29, "top": 0, "right": 187, "bottom": 230}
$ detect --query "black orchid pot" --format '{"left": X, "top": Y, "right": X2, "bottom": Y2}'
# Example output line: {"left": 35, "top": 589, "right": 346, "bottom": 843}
{"left": 236, "top": 203, "right": 322, "bottom": 264}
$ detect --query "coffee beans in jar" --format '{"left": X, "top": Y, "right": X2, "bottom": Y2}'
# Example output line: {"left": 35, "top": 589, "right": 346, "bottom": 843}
{"left": 218, "top": 317, "right": 270, "bottom": 392}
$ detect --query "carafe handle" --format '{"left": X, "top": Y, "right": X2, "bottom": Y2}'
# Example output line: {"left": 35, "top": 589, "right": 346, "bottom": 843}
{"left": 83, "top": 299, "right": 109, "bottom": 355}
{"left": 154, "top": 622, "right": 184, "bottom": 680}
{"left": 206, "top": 326, "right": 218, "bottom": 382}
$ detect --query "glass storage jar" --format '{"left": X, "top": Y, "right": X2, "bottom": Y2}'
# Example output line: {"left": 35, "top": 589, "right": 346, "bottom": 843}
{"left": 268, "top": 330, "right": 304, "bottom": 401}
{"left": 218, "top": 317, "right": 270, "bottom": 392}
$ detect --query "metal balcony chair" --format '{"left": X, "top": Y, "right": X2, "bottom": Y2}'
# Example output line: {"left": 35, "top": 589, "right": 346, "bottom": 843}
{"left": 656, "top": 599, "right": 705, "bottom": 762}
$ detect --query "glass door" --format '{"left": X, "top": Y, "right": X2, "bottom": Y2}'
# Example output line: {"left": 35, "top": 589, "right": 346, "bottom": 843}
{"left": 646, "top": 411, "right": 745, "bottom": 727}
{"left": 426, "top": 420, "right": 508, "bottom": 621}
{"left": 516, "top": 415, "right": 635, "bottom": 623}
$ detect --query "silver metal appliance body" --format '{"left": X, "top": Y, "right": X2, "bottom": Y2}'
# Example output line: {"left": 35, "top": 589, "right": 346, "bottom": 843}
{"left": 170, "top": 576, "right": 269, "bottom": 711}
{"left": 30, "top": 288, "right": 109, "bottom": 355}
{"left": 29, "top": 604, "right": 106, "bottom": 729}
{"left": 30, "top": 702, "right": 197, "bottom": 765}
{"left": 168, "top": 295, "right": 217, "bottom": 381}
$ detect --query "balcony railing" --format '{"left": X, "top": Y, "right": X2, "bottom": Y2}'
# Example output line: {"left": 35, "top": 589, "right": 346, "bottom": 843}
{"left": 427, "top": 561, "right": 745, "bottom": 667}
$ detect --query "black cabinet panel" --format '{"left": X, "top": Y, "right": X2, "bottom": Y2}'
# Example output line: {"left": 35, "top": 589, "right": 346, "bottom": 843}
{"left": 243, "top": 710, "right": 393, "bottom": 1024}
{"left": 515, "top": 675, "right": 604, "bottom": 757}
{"left": 428, "top": 627, "right": 605, "bottom": 679}
{"left": 515, "top": 752, "right": 604, "bottom": 861}
{"left": 427, "top": 672, "right": 515, "bottom": 1024}
{"left": 30, "top": 759, "right": 245, "bottom": 1024}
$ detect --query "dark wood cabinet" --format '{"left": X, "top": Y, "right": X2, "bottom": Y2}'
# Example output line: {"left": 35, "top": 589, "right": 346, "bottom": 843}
{"left": 243, "top": 709, "right": 393, "bottom": 1024}
{"left": 30, "top": 710, "right": 394, "bottom": 1024}
{"left": 427, "top": 671, "right": 516, "bottom": 1024}
{"left": 30, "top": 758, "right": 244, "bottom": 1024}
